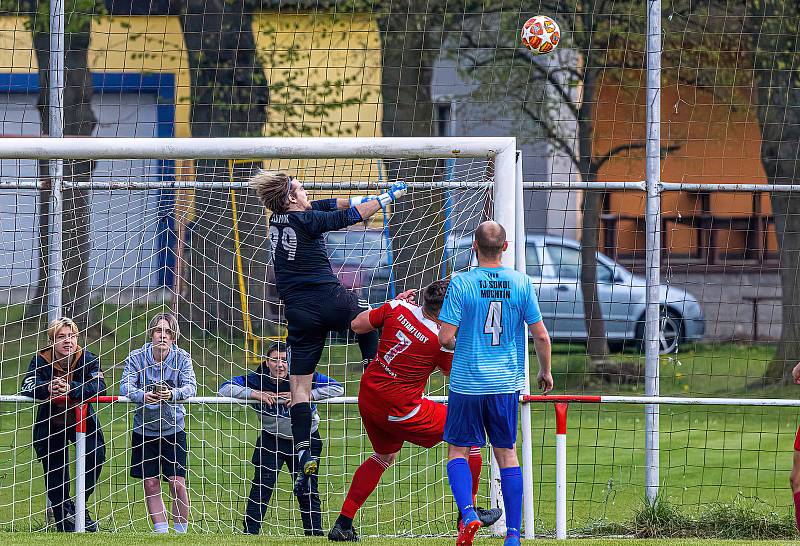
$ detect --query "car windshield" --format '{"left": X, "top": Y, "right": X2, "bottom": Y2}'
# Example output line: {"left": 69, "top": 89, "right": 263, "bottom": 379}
{"left": 325, "top": 231, "right": 387, "bottom": 268}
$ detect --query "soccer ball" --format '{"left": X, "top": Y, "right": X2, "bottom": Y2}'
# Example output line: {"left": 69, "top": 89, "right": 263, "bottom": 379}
{"left": 520, "top": 15, "right": 560, "bottom": 55}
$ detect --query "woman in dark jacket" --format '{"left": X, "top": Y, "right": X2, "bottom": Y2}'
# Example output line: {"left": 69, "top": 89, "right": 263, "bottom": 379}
{"left": 19, "top": 317, "right": 107, "bottom": 532}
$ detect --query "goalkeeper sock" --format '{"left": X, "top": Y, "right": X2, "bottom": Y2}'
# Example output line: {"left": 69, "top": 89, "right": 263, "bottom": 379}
{"left": 468, "top": 447, "right": 482, "bottom": 503}
{"left": 794, "top": 491, "right": 800, "bottom": 531}
{"left": 290, "top": 403, "right": 313, "bottom": 460}
{"left": 500, "top": 466, "right": 523, "bottom": 539}
{"left": 447, "top": 458, "right": 477, "bottom": 522}
{"left": 340, "top": 454, "right": 390, "bottom": 525}
{"left": 357, "top": 329, "right": 378, "bottom": 363}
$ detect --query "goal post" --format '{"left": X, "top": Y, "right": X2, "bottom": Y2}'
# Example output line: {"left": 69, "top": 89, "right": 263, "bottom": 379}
{"left": 0, "top": 136, "right": 532, "bottom": 536}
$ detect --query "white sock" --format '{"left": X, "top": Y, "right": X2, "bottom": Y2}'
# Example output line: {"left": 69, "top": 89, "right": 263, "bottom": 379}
{"left": 153, "top": 521, "right": 169, "bottom": 533}
{"left": 174, "top": 522, "right": 188, "bottom": 534}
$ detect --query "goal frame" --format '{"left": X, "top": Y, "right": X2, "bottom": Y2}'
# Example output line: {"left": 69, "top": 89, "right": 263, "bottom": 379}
{"left": 0, "top": 136, "right": 533, "bottom": 536}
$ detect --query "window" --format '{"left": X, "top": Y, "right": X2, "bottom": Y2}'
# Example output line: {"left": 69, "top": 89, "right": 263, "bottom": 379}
{"left": 526, "top": 244, "right": 542, "bottom": 276}
{"left": 545, "top": 245, "right": 581, "bottom": 279}
{"left": 325, "top": 231, "right": 386, "bottom": 268}
{"left": 434, "top": 102, "right": 453, "bottom": 137}
{"left": 545, "top": 244, "right": 615, "bottom": 282}
{"left": 597, "top": 263, "right": 614, "bottom": 283}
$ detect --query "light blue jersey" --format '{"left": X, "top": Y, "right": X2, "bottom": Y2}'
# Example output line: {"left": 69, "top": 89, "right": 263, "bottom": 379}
{"left": 439, "top": 267, "right": 542, "bottom": 395}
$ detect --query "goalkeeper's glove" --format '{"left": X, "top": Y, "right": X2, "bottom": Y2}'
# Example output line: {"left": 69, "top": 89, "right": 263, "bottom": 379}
{"left": 348, "top": 195, "right": 376, "bottom": 206}
{"left": 349, "top": 181, "right": 408, "bottom": 208}
{"left": 377, "top": 181, "right": 408, "bottom": 207}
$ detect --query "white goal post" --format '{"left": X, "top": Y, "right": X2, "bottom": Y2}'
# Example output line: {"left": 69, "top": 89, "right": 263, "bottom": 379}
{"left": 0, "top": 136, "right": 535, "bottom": 536}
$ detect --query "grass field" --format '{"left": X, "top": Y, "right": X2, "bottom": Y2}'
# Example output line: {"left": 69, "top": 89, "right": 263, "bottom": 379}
{"left": 1, "top": 304, "right": 799, "bottom": 538}
{"left": 2, "top": 534, "right": 800, "bottom": 545}
{"left": 1, "top": 535, "right": 800, "bottom": 546}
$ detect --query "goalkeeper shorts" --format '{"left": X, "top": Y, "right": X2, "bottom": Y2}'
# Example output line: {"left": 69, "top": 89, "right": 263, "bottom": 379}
{"left": 285, "top": 285, "right": 368, "bottom": 375}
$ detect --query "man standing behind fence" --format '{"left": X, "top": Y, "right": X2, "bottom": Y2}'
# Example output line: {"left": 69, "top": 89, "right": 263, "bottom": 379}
{"left": 120, "top": 312, "right": 197, "bottom": 534}
{"left": 437, "top": 221, "right": 553, "bottom": 546}
{"left": 20, "top": 317, "right": 107, "bottom": 532}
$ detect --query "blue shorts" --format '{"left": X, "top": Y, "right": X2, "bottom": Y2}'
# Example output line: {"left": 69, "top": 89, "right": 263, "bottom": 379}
{"left": 443, "top": 391, "right": 519, "bottom": 449}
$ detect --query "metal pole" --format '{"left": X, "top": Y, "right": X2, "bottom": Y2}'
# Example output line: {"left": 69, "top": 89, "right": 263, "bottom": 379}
{"left": 74, "top": 405, "right": 88, "bottom": 533}
{"left": 47, "top": 0, "right": 64, "bottom": 323}
{"left": 554, "top": 403, "right": 568, "bottom": 540}
{"left": 515, "top": 151, "right": 536, "bottom": 539}
{"left": 644, "top": 0, "right": 662, "bottom": 504}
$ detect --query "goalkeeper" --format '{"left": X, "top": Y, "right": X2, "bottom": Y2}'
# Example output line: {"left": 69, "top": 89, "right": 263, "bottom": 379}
{"left": 328, "top": 281, "right": 501, "bottom": 542}
{"left": 249, "top": 170, "right": 406, "bottom": 488}
{"left": 219, "top": 342, "right": 343, "bottom": 535}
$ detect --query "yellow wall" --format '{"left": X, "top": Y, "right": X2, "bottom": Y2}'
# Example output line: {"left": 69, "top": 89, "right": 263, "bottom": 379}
{"left": 0, "top": 13, "right": 383, "bottom": 141}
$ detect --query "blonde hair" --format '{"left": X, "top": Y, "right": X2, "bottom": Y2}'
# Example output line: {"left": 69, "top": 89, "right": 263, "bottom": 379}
{"left": 249, "top": 170, "right": 293, "bottom": 213}
{"left": 47, "top": 317, "right": 78, "bottom": 340}
{"left": 148, "top": 312, "right": 180, "bottom": 341}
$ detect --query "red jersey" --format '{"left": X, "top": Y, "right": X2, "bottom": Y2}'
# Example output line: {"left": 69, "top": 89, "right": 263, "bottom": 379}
{"left": 359, "top": 300, "right": 453, "bottom": 414}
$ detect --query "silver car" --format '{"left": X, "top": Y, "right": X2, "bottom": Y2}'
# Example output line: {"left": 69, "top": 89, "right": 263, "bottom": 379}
{"left": 449, "top": 234, "right": 705, "bottom": 353}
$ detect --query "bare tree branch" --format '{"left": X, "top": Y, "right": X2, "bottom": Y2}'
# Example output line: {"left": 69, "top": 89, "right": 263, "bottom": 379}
{"left": 520, "top": 102, "right": 580, "bottom": 170}
{"left": 591, "top": 143, "right": 682, "bottom": 172}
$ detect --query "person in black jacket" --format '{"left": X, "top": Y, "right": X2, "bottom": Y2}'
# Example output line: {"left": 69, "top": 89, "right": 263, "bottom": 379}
{"left": 19, "top": 317, "right": 107, "bottom": 532}
{"left": 218, "top": 342, "right": 343, "bottom": 535}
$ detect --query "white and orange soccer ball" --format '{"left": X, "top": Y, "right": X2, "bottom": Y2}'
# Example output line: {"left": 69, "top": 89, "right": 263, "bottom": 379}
{"left": 520, "top": 15, "right": 561, "bottom": 55}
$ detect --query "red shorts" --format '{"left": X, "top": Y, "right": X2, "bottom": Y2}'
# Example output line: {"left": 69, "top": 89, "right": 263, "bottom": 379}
{"left": 358, "top": 396, "right": 447, "bottom": 455}
{"left": 794, "top": 426, "right": 800, "bottom": 451}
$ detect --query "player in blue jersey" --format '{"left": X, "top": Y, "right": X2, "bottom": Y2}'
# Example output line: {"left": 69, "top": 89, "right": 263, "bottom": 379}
{"left": 249, "top": 170, "right": 407, "bottom": 492}
{"left": 438, "top": 221, "right": 553, "bottom": 546}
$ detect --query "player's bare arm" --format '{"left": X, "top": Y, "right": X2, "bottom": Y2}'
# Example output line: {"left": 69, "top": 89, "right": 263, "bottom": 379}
{"left": 438, "top": 322, "right": 458, "bottom": 351}
{"left": 529, "top": 320, "right": 553, "bottom": 393}
{"left": 351, "top": 311, "right": 374, "bottom": 334}
{"left": 351, "top": 290, "right": 417, "bottom": 334}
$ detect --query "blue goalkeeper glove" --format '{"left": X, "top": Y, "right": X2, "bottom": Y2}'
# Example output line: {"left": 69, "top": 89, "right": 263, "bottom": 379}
{"left": 349, "top": 181, "right": 408, "bottom": 208}
{"left": 377, "top": 181, "right": 408, "bottom": 207}
{"left": 348, "top": 195, "right": 376, "bottom": 206}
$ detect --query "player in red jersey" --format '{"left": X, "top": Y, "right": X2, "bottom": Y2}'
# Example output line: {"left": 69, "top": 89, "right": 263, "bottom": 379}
{"left": 328, "top": 280, "right": 502, "bottom": 542}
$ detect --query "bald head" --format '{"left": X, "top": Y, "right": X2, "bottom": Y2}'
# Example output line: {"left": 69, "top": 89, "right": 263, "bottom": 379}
{"left": 474, "top": 221, "right": 507, "bottom": 260}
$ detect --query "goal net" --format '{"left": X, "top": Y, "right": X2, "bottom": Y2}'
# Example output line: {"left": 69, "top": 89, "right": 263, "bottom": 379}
{"left": 0, "top": 139, "right": 517, "bottom": 535}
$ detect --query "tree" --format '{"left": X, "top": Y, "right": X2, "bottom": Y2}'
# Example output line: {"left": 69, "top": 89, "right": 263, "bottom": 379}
{"left": 457, "top": 1, "right": 659, "bottom": 368}
{"left": 377, "top": 1, "right": 448, "bottom": 293}
{"left": 1, "top": 0, "right": 103, "bottom": 333}
{"left": 744, "top": 1, "right": 800, "bottom": 382}
{"left": 175, "top": 0, "right": 271, "bottom": 335}
{"left": 176, "top": 1, "right": 373, "bottom": 334}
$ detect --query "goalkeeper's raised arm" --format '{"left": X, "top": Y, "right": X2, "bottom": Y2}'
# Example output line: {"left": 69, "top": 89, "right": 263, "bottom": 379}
{"left": 248, "top": 169, "right": 407, "bottom": 499}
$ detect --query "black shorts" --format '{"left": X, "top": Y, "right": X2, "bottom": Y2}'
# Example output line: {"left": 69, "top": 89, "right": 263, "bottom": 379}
{"left": 285, "top": 284, "right": 368, "bottom": 375}
{"left": 130, "top": 430, "right": 188, "bottom": 480}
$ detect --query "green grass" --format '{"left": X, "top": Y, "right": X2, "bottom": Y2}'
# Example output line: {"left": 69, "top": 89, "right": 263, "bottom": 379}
{"left": 0, "top": 305, "right": 798, "bottom": 538}
{"left": 2, "top": 535, "right": 800, "bottom": 546}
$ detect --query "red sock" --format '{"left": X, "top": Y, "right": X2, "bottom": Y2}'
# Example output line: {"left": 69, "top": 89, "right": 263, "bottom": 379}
{"left": 794, "top": 491, "right": 800, "bottom": 531}
{"left": 468, "top": 447, "right": 482, "bottom": 504}
{"left": 340, "top": 455, "right": 390, "bottom": 519}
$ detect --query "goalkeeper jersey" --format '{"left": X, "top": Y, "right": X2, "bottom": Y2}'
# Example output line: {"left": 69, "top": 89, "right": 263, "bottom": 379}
{"left": 269, "top": 198, "right": 362, "bottom": 302}
{"left": 438, "top": 266, "right": 542, "bottom": 395}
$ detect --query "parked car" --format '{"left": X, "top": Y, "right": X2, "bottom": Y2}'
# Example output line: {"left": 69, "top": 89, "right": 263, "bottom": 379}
{"left": 325, "top": 229, "right": 393, "bottom": 306}
{"left": 448, "top": 233, "right": 705, "bottom": 353}
{"left": 323, "top": 229, "right": 704, "bottom": 354}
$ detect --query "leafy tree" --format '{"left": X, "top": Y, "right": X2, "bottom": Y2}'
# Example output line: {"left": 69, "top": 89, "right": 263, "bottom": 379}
{"left": 457, "top": 1, "right": 657, "bottom": 369}
{"left": 0, "top": 0, "right": 105, "bottom": 332}
{"left": 743, "top": 0, "right": 800, "bottom": 381}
